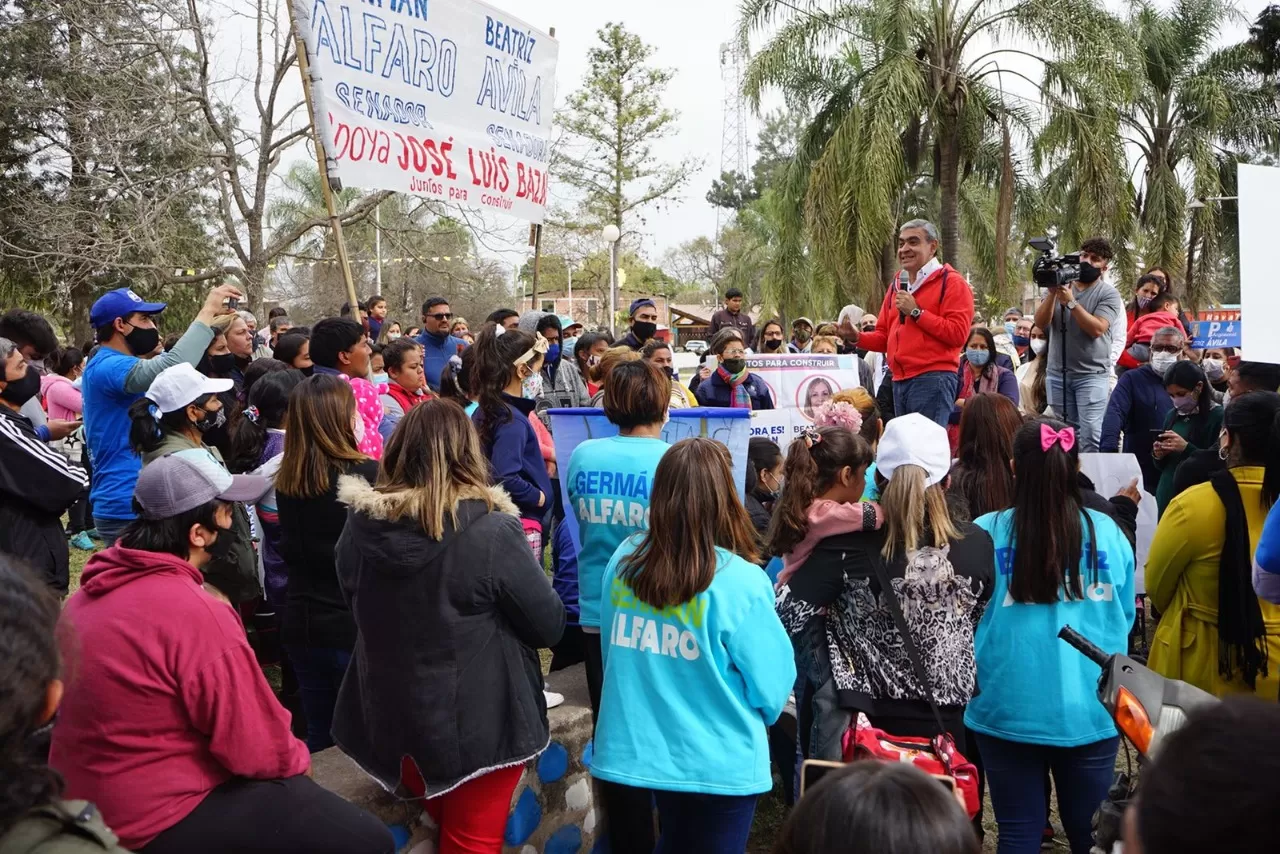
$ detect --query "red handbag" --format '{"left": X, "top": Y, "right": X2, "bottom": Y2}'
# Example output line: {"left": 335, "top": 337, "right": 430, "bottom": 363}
{"left": 840, "top": 559, "right": 982, "bottom": 819}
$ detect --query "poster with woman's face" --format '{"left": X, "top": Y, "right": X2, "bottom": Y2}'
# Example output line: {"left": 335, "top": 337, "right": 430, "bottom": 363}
{"left": 800, "top": 376, "right": 836, "bottom": 420}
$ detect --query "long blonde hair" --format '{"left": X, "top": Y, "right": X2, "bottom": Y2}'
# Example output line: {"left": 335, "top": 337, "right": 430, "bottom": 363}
{"left": 375, "top": 399, "right": 495, "bottom": 539}
{"left": 275, "top": 374, "right": 367, "bottom": 498}
{"left": 879, "top": 464, "right": 959, "bottom": 559}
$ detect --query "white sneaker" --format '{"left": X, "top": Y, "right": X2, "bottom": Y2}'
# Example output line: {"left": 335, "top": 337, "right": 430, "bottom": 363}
{"left": 544, "top": 689, "right": 565, "bottom": 709}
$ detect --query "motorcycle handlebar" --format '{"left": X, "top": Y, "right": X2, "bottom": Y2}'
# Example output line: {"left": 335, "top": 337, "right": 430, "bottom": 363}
{"left": 1058, "top": 625, "right": 1111, "bottom": 667}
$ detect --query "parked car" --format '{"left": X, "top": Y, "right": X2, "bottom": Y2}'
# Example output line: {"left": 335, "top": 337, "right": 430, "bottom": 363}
{"left": 684, "top": 339, "right": 708, "bottom": 355}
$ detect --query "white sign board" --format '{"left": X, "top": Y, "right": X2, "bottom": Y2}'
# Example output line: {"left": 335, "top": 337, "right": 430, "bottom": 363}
{"left": 745, "top": 353, "right": 863, "bottom": 453}
{"left": 1078, "top": 453, "right": 1156, "bottom": 594}
{"left": 292, "top": 0, "right": 557, "bottom": 222}
{"left": 1237, "top": 163, "right": 1280, "bottom": 362}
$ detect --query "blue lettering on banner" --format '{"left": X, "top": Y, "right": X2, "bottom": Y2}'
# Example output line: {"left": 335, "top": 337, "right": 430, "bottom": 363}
{"left": 474, "top": 57, "right": 544, "bottom": 124}
{"left": 483, "top": 15, "right": 537, "bottom": 63}
{"left": 311, "top": 0, "right": 458, "bottom": 96}
{"left": 1190, "top": 320, "right": 1241, "bottom": 349}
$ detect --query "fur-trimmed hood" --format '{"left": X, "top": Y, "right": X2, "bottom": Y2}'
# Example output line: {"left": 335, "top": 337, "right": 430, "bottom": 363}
{"left": 337, "top": 475, "right": 519, "bottom": 521}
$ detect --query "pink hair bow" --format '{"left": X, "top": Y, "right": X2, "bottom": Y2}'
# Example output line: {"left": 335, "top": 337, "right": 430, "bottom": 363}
{"left": 1040, "top": 423, "right": 1075, "bottom": 453}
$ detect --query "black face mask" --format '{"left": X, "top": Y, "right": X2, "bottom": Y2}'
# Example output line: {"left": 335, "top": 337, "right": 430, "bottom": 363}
{"left": 208, "top": 353, "right": 237, "bottom": 375}
{"left": 763, "top": 338, "right": 782, "bottom": 351}
{"left": 1077, "top": 262, "right": 1102, "bottom": 284}
{"left": 194, "top": 406, "right": 226, "bottom": 434}
{"left": 300, "top": 365, "right": 315, "bottom": 377}
{"left": 632, "top": 321, "right": 657, "bottom": 341}
{"left": 205, "top": 523, "right": 237, "bottom": 561}
{"left": 721, "top": 358, "right": 746, "bottom": 375}
{"left": 0, "top": 364, "right": 41, "bottom": 406}
{"left": 123, "top": 324, "right": 160, "bottom": 357}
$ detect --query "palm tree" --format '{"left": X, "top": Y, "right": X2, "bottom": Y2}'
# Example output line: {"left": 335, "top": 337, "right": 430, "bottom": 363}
{"left": 1041, "top": 0, "right": 1279, "bottom": 308}
{"left": 740, "top": 0, "right": 1130, "bottom": 307}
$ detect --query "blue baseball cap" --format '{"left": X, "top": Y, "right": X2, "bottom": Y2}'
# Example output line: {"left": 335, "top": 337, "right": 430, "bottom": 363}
{"left": 629, "top": 297, "right": 656, "bottom": 317}
{"left": 90, "top": 287, "right": 167, "bottom": 328}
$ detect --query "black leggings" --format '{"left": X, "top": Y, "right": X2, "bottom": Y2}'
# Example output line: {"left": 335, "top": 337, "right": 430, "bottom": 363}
{"left": 138, "top": 776, "right": 393, "bottom": 854}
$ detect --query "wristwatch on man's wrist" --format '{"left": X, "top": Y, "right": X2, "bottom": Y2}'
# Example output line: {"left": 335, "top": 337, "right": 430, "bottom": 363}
{"left": 1066, "top": 298, "right": 1079, "bottom": 311}
{"left": 910, "top": 308, "right": 923, "bottom": 320}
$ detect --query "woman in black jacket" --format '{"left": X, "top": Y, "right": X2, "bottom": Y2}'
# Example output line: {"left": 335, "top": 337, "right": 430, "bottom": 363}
{"left": 333, "top": 400, "right": 564, "bottom": 850}
{"left": 275, "top": 374, "right": 378, "bottom": 752}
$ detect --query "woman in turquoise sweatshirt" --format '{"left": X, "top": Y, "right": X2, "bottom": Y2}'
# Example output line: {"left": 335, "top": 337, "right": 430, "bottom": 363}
{"left": 967, "top": 417, "right": 1135, "bottom": 854}
{"left": 593, "top": 438, "right": 795, "bottom": 854}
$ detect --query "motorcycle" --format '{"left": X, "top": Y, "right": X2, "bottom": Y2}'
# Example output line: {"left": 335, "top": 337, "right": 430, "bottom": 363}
{"left": 1057, "top": 625, "right": 1217, "bottom": 854}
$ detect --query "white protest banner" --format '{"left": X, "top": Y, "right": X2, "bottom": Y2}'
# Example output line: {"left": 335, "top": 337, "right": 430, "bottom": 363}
{"left": 549, "top": 408, "right": 753, "bottom": 549}
{"left": 1078, "top": 453, "right": 1156, "bottom": 594}
{"left": 745, "top": 353, "right": 862, "bottom": 452}
{"left": 292, "top": 0, "right": 557, "bottom": 222}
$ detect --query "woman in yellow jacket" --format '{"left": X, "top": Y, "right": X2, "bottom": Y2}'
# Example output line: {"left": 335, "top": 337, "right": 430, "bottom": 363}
{"left": 1146, "top": 391, "right": 1280, "bottom": 699}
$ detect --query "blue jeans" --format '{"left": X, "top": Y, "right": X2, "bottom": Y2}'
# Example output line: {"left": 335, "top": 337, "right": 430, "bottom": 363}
{"left": 975, "top": 733, "right": 1119, "bottom": 854}
{"left": 92, "top": 516, "right": 130, "bottom": 545}
{"left": 1044, "top": 372, "right": 1110, "bottom": 452}
{"left": 893, "top": 370, "right": 959, "bottom": 427}
{"left": 653, "top": 790, "right": 757, "bottom": 854}
{"left": 285, "top": 645, "right": 352, "bottom": 752}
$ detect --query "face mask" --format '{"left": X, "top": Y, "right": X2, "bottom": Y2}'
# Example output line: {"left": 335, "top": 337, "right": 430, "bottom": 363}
{"left": 123, "top": 324, "right": 160, "bottom": 357}
{"left": 1202, "top": 358, "right": 1225, "bottom": 381}
{"left": 1150, "top": 352, "right": 1178, "bottom": 376}
{"left": 632, "top": 321, "right": 657, "bottom": 341}
{"left": 1136, "top": 295, "right": 1153, "bottom": 310}
{"left": 1030, "top": 338, "right": 1047, "bottom": 355}
{"left": 762, "top": 472, "right": 784, "bottom": 501}
{"left": 763, "top": 338, "right": 782, "bottom": 351}
{"left": 300, "top": 365, "right": 314, "bottom": 377}
{"left": 587, "top": 355, "right": 601, "bottom": 368}
{"left": 371, "top": 373, "right": 389, "bottom": 386}
{"left": 72, "top": 375, "right": 83, "bottom": 389}
{"left": 964, "top": 349, "right": 990, "bottom": 367}
{"left": 1012, "top": 335, "right": 1030, "bottom": 348}
{"left": 521, "top": 371, "right": 543, "bottom": 400}
{"left": 209, "top": 353, "right": 237, "bottom": 375}
{"left": 387, "top": 332, "right": 401, "bottom": 341}
{"left": 204, "top": 524, "right": 237, "bottom": 561}
{"left": 1004, "top": 322, "right": 1017, "bottom": 338}
{"left": 721, "top": 358, "right": 746, "bottom": 375}
{"left": 667, "top": 367, "right": 679, "bottom": 381}
{"left": 1170, "top": 393, "right": 1198, "bottom": 414}
{"left": 0, "top": 364, "right": 41, "bottom": 406}
{"left": 195, "top": 406, "right": 226, "bottom": 434}
{"left": 1077, "top": 262, "right": 1102, "bottom": 284}
{"left": 563, "top": 337, "right": 578, "bottom": 354}
{"left": 546, "top": 344, "right": 561, "bottom": 363}
{"left": 794, "top": 328, "right": 812, "bottom": 343}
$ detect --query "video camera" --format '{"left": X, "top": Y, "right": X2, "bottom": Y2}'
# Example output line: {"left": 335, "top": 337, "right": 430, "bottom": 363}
{"left": 1029, "top": 237, "right": 1081, "bottom": 288}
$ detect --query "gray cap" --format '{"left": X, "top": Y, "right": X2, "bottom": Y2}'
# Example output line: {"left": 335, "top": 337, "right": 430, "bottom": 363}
{"left": 134, "top": 450, "right": 271, "bottom": 520}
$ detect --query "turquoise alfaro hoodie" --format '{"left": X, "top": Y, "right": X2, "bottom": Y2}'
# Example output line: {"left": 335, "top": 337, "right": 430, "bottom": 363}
{"left": 966, "top": 508, "right": 1136, "bottom": 747}
{"left": 591, "top": 540, "right": 795, "bottom": 795}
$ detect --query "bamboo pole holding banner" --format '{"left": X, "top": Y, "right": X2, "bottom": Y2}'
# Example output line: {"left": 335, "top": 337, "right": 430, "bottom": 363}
{"left": 525, "top": 26, "right": 554, "bottom": 313}
{"left": 285, "top": 1, "right": 361, "bottom": 318}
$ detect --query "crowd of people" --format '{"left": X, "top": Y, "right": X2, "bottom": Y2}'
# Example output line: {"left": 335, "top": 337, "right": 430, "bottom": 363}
{"left": 0, "top": 215, "right": 1278, "bottom": 854}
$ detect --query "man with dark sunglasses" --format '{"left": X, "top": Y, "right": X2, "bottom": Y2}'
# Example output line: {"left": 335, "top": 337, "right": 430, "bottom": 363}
{"left": 415, "top": 296, "right": 468, "bottom": 393}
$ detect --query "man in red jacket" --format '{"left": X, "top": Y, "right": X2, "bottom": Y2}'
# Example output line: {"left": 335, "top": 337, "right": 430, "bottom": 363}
{"left": 839, "top": 219, "right": 974, "bottom": 426}
{"left": 50, "top": 453, "right": 394, "bottom": 854}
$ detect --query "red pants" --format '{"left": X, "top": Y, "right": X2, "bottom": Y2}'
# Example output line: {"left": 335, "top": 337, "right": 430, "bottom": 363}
{"left": 400, "top": 757, "right": 523, "bottom": 854}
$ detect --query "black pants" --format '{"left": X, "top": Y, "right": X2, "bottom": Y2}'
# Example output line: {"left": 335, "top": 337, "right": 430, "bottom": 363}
{"left": 584, "top": 633, "right": 657, "bottom": 854}
{"left": 138, "top": 776, "right": 393, "bottom": 854}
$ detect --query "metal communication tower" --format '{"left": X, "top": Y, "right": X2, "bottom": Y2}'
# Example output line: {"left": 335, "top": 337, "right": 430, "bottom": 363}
{"left": 718, "top": 41, "right": 749, "bottom": 229}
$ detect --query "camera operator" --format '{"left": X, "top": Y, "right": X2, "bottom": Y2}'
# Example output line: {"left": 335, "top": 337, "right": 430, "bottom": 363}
{"left": 1032, "top": 237, "right": 1124, "bottom": 452}
{"left": 837, "top": 219, "right": 974, "bottom": 427}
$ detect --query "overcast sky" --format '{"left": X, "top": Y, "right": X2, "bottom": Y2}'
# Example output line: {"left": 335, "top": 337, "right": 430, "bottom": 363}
{"left": 222, "top": 0, "right": 1275, "bottom": 269}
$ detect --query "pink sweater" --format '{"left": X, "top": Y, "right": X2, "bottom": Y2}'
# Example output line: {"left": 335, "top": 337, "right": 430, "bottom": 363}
{"left": 778, "top": 499, "right": 883, "bottom": 586}
{"left": 40, "top": 374, "right": 82, "bottom": 421}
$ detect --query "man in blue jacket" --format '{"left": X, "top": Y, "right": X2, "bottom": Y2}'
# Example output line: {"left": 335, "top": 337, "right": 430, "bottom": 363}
{"left": 1101, "top": 326, "right": 1181, "bottom": 493}
{"left": 415, "top": 296, "right": 467, "bottom": 392}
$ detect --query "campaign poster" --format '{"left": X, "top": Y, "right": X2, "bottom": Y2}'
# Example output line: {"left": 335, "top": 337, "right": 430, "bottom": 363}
{"left": 1078, "top": 453, "right": 1156, "bottom": 594}
{"left": 745, "top": 353, "right": 862, "bottom": 452}
{"left": 549, "top": 408, "right": 752, "bottom": 548}
{"left": 1188, "top": 319, "right": 1241, "bottom": 349}
{"left": 291, "top": 0, "right": 558, "bottom": 222}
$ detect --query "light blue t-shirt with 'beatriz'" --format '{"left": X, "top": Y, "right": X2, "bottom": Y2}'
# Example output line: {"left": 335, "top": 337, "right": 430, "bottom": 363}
{"left": 566, "top": 435, "right": 669, "bottom": 629}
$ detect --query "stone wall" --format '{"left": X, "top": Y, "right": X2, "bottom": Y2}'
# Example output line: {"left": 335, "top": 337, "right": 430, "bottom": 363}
{"left": 313, "top": 664, "right": 601, "bottom": 854}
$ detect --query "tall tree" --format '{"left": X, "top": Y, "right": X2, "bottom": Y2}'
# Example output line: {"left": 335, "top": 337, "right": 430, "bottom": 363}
{"left": 555, "top": 23, "right": 701, "bottom": 243}
{"left": 740, "top": 0, "right": 1129, "bottom": 306}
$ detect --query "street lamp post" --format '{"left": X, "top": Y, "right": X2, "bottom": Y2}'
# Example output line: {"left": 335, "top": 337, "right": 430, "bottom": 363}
{"left": 603, "top": 224, "right": 621, "bottom": 334}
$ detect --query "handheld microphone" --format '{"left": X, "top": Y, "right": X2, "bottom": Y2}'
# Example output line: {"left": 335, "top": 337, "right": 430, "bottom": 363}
{"left": 897, "top": 269, "right": 909, "bottom": 322}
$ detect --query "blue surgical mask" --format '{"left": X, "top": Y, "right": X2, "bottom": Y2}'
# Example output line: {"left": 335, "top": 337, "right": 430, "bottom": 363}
{"left": 965, "top": 349, "right": 991, "bottom": 367}
{"left": 371, "top": 372, "right": 389, "bottom": 386}
{"left": 1012, "top": 335, "right": 1030, "bottom": 348}
{"left": 1004, "top": 321, "right": 1017, "bottom": 338}
{"left": 546, "top": 343, "right": 561, "bottom": 363}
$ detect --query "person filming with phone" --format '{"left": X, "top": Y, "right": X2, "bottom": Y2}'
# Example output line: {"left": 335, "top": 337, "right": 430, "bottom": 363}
{"left": 838, "top": 220, "right": 974, "bottom": 427}
{"left": 1032, "top": 237, "right": 1125, "bottom": 452}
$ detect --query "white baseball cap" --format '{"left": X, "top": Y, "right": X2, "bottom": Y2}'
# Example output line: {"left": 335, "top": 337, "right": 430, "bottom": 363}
{"left": 876, "top": 413, "right": 952, "bottom": 487}
{"left": 145, "top": 363, "right": 233, "bottom": 414}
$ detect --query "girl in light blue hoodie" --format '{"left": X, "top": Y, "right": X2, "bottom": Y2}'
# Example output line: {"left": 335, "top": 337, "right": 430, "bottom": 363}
{"left": 593, "top": 438, "right": 795, "bottom": 854}
{"left": 967, "top": 417, "right": 1135, "bottom": 854}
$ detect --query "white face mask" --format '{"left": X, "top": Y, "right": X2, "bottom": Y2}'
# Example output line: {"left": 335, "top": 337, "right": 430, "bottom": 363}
{"left": 1202, "top": 358, "right": 1225, "bottom": 381}
{"left": 521, "top": 371, "right": 544, "bottom": 400}
{"left": 1030, "top": 338, "right": 1047, "bottom": 355}
{"left": 1150, "top": 352, "right": 1179, "bottom": 376}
